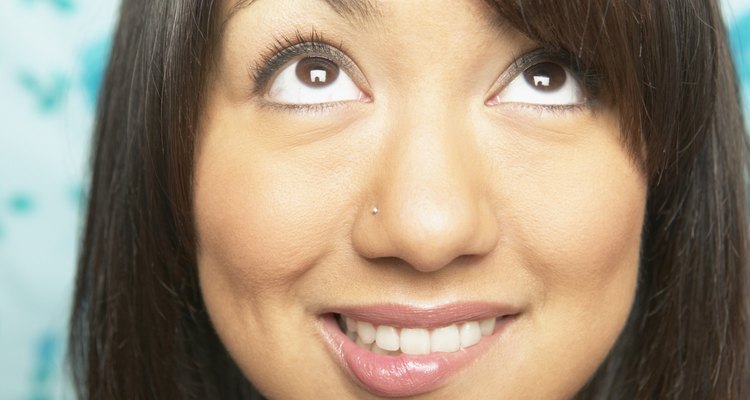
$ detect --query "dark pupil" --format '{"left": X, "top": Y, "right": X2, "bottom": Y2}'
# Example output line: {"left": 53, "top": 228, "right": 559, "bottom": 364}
{"left": 296, "top": 57, "right": 340, "bottom": 88}
{"left": 523, "top": 62, "right": 566, "bottom": 92}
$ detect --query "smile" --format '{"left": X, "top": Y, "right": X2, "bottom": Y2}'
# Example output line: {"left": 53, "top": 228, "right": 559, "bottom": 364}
{"left": 337, "top": 314, "right": 497, "bottom": 355}
{"left": 319, "top": 303, "right": 520, "bottom": 397}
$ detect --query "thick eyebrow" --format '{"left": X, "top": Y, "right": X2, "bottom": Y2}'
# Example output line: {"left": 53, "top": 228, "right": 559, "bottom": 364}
{"left": 225, "top": 0, "right": 383, "bottom": 27}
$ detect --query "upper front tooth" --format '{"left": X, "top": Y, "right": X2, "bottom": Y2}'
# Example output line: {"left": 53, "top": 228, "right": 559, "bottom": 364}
{"left": 430, "top": 324, "right": 460, "bottom": 353}
{"left": 357, "top": 321, "right": 376, "bottom": 344}
{"left": 400, "top": 328, "right": 431, "bottom": 355}
{"left": 459, "top": 321, "right": 482, "bottom": 348}
{"left": 376, "top": 325, "right": 400, "bottom": 351}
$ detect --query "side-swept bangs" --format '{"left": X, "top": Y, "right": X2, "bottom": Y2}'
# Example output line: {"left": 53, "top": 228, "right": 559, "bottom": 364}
{"left": 491, "top": 2, "right": 748, "bottom": 398}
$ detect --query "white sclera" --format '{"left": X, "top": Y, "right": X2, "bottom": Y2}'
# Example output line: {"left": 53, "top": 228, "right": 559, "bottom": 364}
{"left": 268, "top": 60, "right": 361, "bottom": 105}
{"left": 494, "top": 65, "right": 583, "bottom": 106}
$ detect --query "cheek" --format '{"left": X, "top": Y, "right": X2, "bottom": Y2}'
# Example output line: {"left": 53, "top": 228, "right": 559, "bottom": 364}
{"left": 521, "top": 162, "right": 645, "bottom": 287}
{"left": 196, "top": 162, "right": 322, "bottom": 293}
{"left": 493, "top": 117, "right": 647, "bottom": 295}
{"left": 486, "top": 122, "right": 646, "bottom": 397}
{"left": 524, "top": 149, "right": 645, "bottom": 337}
{"left": 192, "top": 142, "right": 345, "bottom": 393}
{"left": 192, "top": 124, "right": 369, "bottom": 397}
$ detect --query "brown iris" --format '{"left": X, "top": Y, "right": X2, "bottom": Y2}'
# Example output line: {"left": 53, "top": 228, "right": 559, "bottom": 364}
{"left": 295, "top": 57, "right": 340, "bottom": 88}
{"left": 523, "top": 62, "right": 566, "bottom": 92}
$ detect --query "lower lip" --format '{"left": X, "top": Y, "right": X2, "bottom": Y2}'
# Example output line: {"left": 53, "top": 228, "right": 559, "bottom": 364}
{"left": 319, "top": 314, "right": 513, "bottom": 397}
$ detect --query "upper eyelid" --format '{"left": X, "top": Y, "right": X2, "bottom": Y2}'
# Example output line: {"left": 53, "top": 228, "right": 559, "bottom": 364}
{"left": 250, "top": 38, "right": 363, "bottom": 97}
{"left": 489, "top": 48, "right": 601, "bottom": 103}
{"left": 495, "top": 49, "right": 571, "bottom": 88}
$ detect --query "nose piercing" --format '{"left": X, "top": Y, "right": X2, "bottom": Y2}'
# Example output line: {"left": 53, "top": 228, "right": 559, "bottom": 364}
{"left": 372, "top": 207, "right": 379, "bottom": 215}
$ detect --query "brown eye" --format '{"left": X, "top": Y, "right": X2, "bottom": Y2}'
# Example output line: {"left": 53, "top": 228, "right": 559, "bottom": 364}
{"left": 268, "top": 52, "right": 361, "bottom": 105}
{"left": 523, "top": 62, "right": 567, "bottom": 92}
{"left": 295, "top": 57, "right": 340, "bottom": 88}
{"left": 490, "top": 55, "right": 584, "bottom": 107}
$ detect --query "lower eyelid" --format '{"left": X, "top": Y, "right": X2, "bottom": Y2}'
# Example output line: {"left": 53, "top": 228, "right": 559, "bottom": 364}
{"left": 258, "top": 99, "right": 363, "bottom": 115}
{"left": 495, "top": 102, "right": 591, "bottom": 117}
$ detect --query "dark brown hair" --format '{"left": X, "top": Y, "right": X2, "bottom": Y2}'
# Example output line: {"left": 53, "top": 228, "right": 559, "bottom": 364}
{"left": 68, "top": 0, "right": 749, "bottom": 398}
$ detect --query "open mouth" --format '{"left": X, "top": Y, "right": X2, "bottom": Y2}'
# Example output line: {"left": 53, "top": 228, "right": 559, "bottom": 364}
{"left": 334, "top": 313, "right": 501, "bottom": 356}
{"left": 320, "top": 304, "right": 520, "bottom": 397}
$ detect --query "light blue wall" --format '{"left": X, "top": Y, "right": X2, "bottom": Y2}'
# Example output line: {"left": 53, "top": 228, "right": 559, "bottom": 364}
{"left": 0, "top": 1, "right": 118, "bottom": 398}
{"left": 0, "top": 1, "right": 748, "bottom": 399}
{"left": 729, "top": 1, "right": 750, "bottom": 117}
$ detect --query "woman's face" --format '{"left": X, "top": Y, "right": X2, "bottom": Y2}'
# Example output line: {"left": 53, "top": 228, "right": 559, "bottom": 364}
{"left": 194, "top": 0, "right": 647, "bottom": 398}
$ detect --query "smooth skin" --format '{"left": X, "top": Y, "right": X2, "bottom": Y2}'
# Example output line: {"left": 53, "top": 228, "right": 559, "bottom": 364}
{"left": 194, "top": 0, "right": 647, "bottom": 398}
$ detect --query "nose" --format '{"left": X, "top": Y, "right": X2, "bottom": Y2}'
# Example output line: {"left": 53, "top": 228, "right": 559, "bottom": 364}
{"left": 351, "top": 106, "right": 500, "bottom": 273}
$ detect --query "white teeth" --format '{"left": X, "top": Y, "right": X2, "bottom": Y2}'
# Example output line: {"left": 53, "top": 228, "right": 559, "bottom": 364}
{"left": 430, "top": 324, "right": 461, "bottom": 353}
{"left": 357, "top": 321, "right": 376, "bottom": 344}
{"left": 400, "top": 328, "right": 431, "bottom": 355}
{"left": 376, "top": 325, "right": 400, "bottom": 351}
{"left": 480, "top": 317, "right": 496, "bottom": 336}
{"left": 459, "top": 321, "right": 482, "bottom": 349}
{"left": 341, "top": 315, "right": 500, "bottom": 355}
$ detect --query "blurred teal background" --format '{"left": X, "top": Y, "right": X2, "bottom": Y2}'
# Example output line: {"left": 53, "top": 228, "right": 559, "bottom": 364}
{"left": 0, "top": 0, "right": 748, "bottom": 398}
{"left": 0, "top": 0, "right": 118, "bottom": 398}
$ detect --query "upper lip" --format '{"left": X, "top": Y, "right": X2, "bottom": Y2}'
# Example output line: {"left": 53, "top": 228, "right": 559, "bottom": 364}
{"left": 323, "top": 302, "right": 521, "bottom": 329}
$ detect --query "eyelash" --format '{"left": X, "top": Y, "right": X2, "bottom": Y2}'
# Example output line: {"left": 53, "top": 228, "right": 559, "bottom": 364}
{"left": 249, "top": 30, "right": 603, "bottom": 113}
{"left": 250, "top": 29, "right": 354, "bottom": 98}
{"left": 499, "top": 49, "right": 603, "bottom": 113}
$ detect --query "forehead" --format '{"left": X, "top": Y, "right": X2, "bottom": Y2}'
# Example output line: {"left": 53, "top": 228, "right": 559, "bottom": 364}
{"left": 221, "top": 0, "right": 505, "bottom": 31}
{"left": 229, "top": 0, "right": 382, "bottom": 24}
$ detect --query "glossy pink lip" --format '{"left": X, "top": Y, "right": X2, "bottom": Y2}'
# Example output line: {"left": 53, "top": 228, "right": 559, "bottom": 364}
{"left": 318, "top": 303, "right": 519, "bottom": 397}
